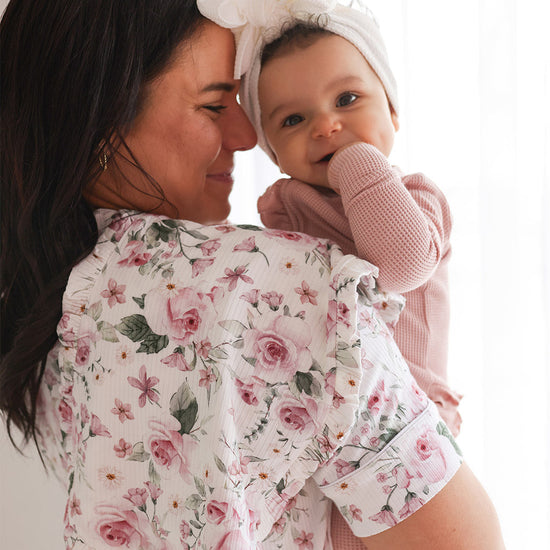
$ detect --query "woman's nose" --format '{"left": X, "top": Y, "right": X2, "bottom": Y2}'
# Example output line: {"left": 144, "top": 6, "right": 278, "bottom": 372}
{"left": 311, "top": 112, "right": 342, "bottom": 139}
{"left": 221, "top": 103, "right": 257, "bottom": 152}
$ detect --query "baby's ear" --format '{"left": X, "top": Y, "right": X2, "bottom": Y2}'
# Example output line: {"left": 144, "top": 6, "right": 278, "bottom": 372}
{"left": 391, "top": 110, "right": 400, "bottom": 132}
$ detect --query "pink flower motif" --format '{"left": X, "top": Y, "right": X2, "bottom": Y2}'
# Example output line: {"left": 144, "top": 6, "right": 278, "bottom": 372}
{"left": 100, "top": 279, "right": 127, "bottom": 308}
{"left": 334, "top": 459, "right": 356, "bottom": 477}
{"left": 114, "top": 438, "right": 132, "bottom": 458}
{"left": 206, "top": 500, "right": 229, "bottom": 525}
{"left": 146, "top": 416, "right": 197, "bottom": 481}
{"left": 326, "top": 300, "right": 351, "bottom": 337}
{"left": 214, "top": 530, "right": 247, "bottom": 550}
{"left": 144, "top": 481, "right": 163, "bottom": 501}
{"left": 191, "top": 257, "right": 215, "bottom": 278}
{"left": 69, "top": 494, "right": 82, "bottom": 517}
{"left": 367, "top": 380, "right": 390, "bottom": 416}
{"left": 200, "top": 239, "right": 221, "bottom": 256}
{"left": 295, "top": 280, "right": 318, "bottom": 305}
{"left": 393, "top": 466, "right": 414, "bottom": 488}
{"left": 109, "top": 213, "right": 143, "bottom": 241}
{"left": 94, "top": 504, "right": 154, "bottom": 548}
{"left": 294, "top": 530, "right": 314, "bottom": 550}
{"left": 124, "top": 488, "right": 148, "bottom": 508}
{"left": 227, "top": 452, "right": 250, "bottom": 477}
{"left": 376, "top": 472, "right": 389, "bottom": 483}
{"left": 233, "top": 236, "right": 256, "bottom": 252}
{"left": 111, "top": 398, "right": 135, "bottom": 423}
{"left": 398, "top": 496, "right": 425, "bottom": 519}
{"left": 199, "top": 366, "right": 217, "bottom": 389}
{"left": 240, "top": 289, "right": 260, "bottom": 305}
{"left": 216, "top": 265, "right": 254, "bottom": 291}
{"left": 242, "top": 315, "right": 312, "bottom": 384}
{"left": 349, "top": 504, "right": 363, "bottom": 521}
{"left": 411, "top": 429, "right": 447, "bottom": 483}
{"left": 90, "top": 414, "right": 112, "bottom": 437}
{"left": 271, "top": 515, "right": 287, "bottom": 535}
{"left": 316, "top": 434, "right": 336, "bottom": 454}
{"left": 261, "top": 291, "right": 283, "bottom": 309}
{"left": 179, "top": 519, "right": 191, "bottom": 539}
{"left": 161, "top": 352, "right": 192, "bottom": 371}
{"left": 127, "top": 365, "right": 160, "bottom": 408}
{"left": 196, "top": 339, "right": 211, "bottom": 358}
{"left": 214, "top": 224, "right": 236, "bottom": 233}
{"left": 144, "top": 285, "right": 216, "bottom": 345}
{"left": 58, "top": 399, "right": 73, "bottom": 428}
{"left": 117, "top": 240, "right": 152, "bottom": 267}
{"left": 369, "top": 508, "right": 398, "bottom": 527}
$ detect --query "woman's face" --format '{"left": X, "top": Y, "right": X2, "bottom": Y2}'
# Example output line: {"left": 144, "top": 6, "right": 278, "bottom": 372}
{"left": 115, "top": 22, "right": 257, "bottom": 224}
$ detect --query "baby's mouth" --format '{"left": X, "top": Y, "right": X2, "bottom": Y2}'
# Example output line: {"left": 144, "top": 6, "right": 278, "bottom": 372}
{"left": 318, "top": 152, "right": 334, "bottom": 163}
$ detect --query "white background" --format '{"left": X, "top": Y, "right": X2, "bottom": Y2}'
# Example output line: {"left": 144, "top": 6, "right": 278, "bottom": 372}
{"left": 1, "top": 1, "right": 549, "bottom": 548}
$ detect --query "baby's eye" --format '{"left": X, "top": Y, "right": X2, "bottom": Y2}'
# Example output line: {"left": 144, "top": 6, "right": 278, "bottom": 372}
{"left": 282, "top": 114, "right": 304, "bottom": 127}
{"left": 336, "top": 93, "right": 358, "bottom": 107}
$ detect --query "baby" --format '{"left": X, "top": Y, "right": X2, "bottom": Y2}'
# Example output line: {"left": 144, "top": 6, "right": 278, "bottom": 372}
{"left": 238, "top": 5, "right": 463, "bottom": 548}
{"left": 196, "top": 1, "right": 463, "bottom": 547}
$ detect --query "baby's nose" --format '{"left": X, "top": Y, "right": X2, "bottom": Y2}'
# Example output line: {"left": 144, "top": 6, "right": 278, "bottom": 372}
{"left": 311, "top": 112, "right": 342, "bottom": 138}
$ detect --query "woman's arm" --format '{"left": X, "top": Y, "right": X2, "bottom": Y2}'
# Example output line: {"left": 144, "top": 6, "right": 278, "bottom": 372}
{"left": 360, "top": 462, "right": 505, "bottom": 550}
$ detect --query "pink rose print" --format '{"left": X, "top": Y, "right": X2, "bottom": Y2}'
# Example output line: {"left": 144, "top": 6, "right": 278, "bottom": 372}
{"left": 146, "top": 416, "right": 197, "bottom": 481}
{"left": 216, "top": 265, "right": 254, "bottom": 291}
{"left": 206, "top": 500, "right": 229, "bottom": 525}
{"left": 410, "top": 429, "right": 448, "bottom": 483}
{"left": 349, "top": 504, "right": 363, "bottom": 522}
{"left": 234, "top": 377, "right": 264, "bottom": 406}
{"left": 109, "top": 213, "right": 143, "bottom": 241}
{"left": 117, "top": 240, "right": 152, "bottom": 267}
{"left": 227, "top": 452, "right": 250, "bottom": 477}
{"left": 295, "top": 280, "right": 318, "bottom": 305}
{"left": 399, "top": 496, "right": 425, "bottom": 519}
{"left": 369, "top": 507, "right": 398, "bottom": 527}
{"left": 94, "top": 504, "right": 156, "bottom": 549}
{"left": 367, "top": 380, "right": 390, "bottom": 416}
{"left": 75, "top": 315, "right": 100, "bottom": 367}
{"left": 334, "top": 459, "right": 356, "bottom": 477}
{"left": 58, "top": 399, "right": 73, "bottom": 429}
{"left": 124, "top": 488, "right": 148, "bottom": 508}
{"left": 200, "top": 239, "right": 221, "bottom": 256}
{"left": 393, "top": 466, "right": 414, "bottom": 489}
{"left": 242, "top": 315, "right": 312, "bottom": 384}
{"left": 114, "top": 438, "right": 132, "bottom": 458}
{"left": 144, "top": 285, "right": 216, "bottom": 344}
{"left": 214, "top": 530, "right": 248, "bottom": 550}
{"left": 179, "top": 519, "right": 191, "bottom": 539}
{"left": 100, "top": 279, "right": 127, "bottom": 308}
{"left": 275, "top": 392, "right": 325, "bottom": 437}
{"left": 294, "top": 530, "right": 314, "bottom": 550}
{"left": 127, "top": 365, "right": 160, "bottom": 408}
{"left": 214, "top": 224, "right": 236, "bottom": 233}
{"left": 111, "top": 398, "right": 135, "bottom": 423}
{"left": 160, "top": 351, "right": 192, "bottom": 371}
{"left": 191, "top": 257, "right": 215, "bottom": 278}
{"left": 90, "top": 414, "right": 112, "bottom": 438}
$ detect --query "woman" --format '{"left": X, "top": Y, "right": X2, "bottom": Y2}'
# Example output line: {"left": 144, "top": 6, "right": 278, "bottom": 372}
{"left": 0, "top": 1, "right": 504, "bottom": 548}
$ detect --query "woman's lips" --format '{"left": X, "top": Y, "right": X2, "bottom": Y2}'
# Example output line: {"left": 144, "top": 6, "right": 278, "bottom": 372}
{"left": 206, "top": 171, "right": 233, "bottom": 184}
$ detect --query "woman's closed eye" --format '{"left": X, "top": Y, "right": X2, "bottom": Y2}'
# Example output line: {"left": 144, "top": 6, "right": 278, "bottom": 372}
{"left": 282, "top": 113, "right": 304, "bottom": 128}
{"left": 203, "top": 104, "right": 227, "bottom": 115}
{"left": 336, "top": 92, "right": 358, "bottom": 107}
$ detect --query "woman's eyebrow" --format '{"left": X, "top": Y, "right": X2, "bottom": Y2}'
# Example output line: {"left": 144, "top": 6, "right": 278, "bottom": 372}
{"left": 201, "top": 82, "right": 236, "bottom": 93}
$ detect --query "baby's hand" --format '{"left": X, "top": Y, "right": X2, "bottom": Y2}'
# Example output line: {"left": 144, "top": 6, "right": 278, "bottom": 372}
{"left": 327, "top": 141, "right": 366, "bottom": 193}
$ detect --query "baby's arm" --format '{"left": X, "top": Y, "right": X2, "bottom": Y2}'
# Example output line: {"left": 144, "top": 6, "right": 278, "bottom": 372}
{"left": 328, "top": 143, "right": 452, "bottom": 294}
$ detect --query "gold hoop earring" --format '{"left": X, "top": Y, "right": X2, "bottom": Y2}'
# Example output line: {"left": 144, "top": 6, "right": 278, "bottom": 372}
{"left": 99, "top": 151, "right": 108, "bottom": 171}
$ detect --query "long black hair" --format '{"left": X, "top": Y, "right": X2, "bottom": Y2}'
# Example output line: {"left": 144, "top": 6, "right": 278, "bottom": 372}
{"left": 0, "top": 0, "right": 205, "bottom": 449}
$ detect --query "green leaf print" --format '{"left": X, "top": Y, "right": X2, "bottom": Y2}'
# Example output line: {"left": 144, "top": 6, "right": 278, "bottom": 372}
{"left": 218, "top": 319, "right": 248, "bottom": 338}
{"left": 170, "top": 381, "right": 199, "bottom": 435}
{"left": 291, "top": 371, "right": 322, "bottom": 398}
{"left": 128, "top": 442, "right": 151, "bottom": 462}
{"left": 136, "top": 333, "right": 169, "bottom": 354}
{"left": 116, "top": 314, "right": 152, "bottom": 341}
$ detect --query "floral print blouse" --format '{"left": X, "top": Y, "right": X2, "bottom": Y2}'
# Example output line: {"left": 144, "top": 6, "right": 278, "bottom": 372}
{"left": 37, "top": 209, "right": 462, "bottom": 549}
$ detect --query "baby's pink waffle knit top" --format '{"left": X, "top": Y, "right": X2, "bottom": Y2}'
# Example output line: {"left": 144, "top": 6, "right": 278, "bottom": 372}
{"left": 258, "top": 143, "right": 462, "bottom": 435}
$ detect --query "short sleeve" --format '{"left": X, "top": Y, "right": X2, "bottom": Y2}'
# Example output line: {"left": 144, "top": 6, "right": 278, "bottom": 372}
{"left": 312, "top": 255, "right": 463, "bottom": 538}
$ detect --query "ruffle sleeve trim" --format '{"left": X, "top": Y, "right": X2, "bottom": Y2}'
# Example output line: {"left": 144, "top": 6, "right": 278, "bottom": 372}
{"left": 259, "top": 253, "right": 405, "bottom": 539}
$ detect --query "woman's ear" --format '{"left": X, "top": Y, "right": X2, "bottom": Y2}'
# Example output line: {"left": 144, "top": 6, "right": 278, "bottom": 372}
{"left": 391, "top": 110, "right": 400, "bottom": 132}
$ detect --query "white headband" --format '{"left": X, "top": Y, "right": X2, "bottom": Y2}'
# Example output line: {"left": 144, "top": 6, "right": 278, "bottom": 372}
{"left": 198, "top": 0, "right": 398, "bottom": 163}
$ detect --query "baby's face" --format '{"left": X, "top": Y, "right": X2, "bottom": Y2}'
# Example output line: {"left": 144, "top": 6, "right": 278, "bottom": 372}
{"left": 259, "top": 34, "right": 398, "bottom": 188}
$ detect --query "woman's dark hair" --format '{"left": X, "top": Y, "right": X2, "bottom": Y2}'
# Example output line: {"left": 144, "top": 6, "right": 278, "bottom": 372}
{"left": 0, "top": 0, "right": 205, "bottom": 449}
{"left": 261, "top": 20, "right": 333, "bottom": 67}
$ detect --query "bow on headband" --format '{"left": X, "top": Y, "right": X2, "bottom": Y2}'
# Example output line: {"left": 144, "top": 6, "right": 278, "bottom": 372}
{"left": 197, "top": 0, "right": 341, "bottom": 78}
